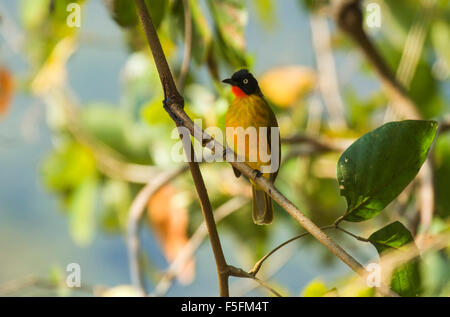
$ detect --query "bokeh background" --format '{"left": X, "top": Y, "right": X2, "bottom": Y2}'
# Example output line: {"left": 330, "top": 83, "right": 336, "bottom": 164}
{"left": 0, "top": 0, "right": 449, "bottom": 296}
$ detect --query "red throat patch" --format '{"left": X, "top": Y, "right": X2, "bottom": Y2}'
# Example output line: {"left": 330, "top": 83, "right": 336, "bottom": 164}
{"left": 231, "top": 86, "right": 247, "bottom": 98}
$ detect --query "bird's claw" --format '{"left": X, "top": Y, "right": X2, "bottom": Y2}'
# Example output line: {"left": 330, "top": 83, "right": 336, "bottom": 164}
{"left": 253, "top": 169, "right": 262, "bottom": 178}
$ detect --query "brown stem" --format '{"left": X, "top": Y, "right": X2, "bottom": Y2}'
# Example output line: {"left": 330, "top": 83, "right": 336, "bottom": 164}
{"left": 250, "top": 225, "right": 335, "bottom": 276}
{"left": 335, "top": 225, "right": 370, "bottom": 242}
{"left": 134, "top": 0, "right": 229, "bottom": 297}
{"left": 227, "top": 265, "right": 283, "bottom": 297}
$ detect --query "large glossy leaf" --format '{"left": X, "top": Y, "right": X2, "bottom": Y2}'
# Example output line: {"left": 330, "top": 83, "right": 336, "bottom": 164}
{"left": 368, "top": 221, "right": 421, "bottom": 297}
{"left": 337, "top": 120, "right": 437, "bottom": 222}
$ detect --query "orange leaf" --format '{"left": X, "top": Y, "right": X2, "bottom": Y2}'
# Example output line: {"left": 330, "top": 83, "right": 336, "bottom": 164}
{"left": 259, "top": 65, "right": 317, "bottom": 108}
{"left": 0, "top": 67, "right": 14, "bottom": 118}
{"left": 147, "top": 184, "right": 194, "bottom": 285}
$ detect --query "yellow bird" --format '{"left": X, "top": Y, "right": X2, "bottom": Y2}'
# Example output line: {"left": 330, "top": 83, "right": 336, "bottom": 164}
{"left": 223, "top": 69, "right": 280, "bottom": 225}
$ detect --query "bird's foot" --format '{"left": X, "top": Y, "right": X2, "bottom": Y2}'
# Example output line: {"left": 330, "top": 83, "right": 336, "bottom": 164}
{"left": 253, "top": 169, "right": 263, "bottom": 178}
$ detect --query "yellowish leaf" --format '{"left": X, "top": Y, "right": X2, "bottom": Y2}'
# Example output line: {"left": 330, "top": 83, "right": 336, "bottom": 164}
{"left": 147, "top": 184, "right": 195, "bottom": 285}
{"left": 301, "top": 279, "right": 328, "bottom": 297}
{"left": 31, "top": 37, "right": 77, "bottom": 95}
{"left": 259, "top": 66, "right": 316, "bottom": 107}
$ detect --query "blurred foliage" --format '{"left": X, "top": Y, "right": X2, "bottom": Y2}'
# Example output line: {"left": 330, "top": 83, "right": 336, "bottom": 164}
{"left": 7, "top": 0, "right": 449, "bottom": 296}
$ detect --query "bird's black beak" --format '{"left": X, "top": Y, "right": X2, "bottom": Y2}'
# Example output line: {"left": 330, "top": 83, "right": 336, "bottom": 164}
{"left": 222, "top": 78, "right": 236, "bottom": 85}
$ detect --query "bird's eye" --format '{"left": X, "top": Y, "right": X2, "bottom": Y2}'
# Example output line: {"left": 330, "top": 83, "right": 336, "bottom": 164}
{"left": 243, "top": 79, "right": 249, "bottom": 84}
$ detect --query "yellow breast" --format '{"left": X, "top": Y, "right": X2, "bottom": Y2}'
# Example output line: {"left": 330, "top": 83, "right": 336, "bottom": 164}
{"left": 224, "top": 94, "right": 278, "bottom": 173}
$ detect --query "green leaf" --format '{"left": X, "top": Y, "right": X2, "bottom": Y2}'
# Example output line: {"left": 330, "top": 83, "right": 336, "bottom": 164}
{"left": 20, "top": 0, "right": 85, "bottom": 68}
{"left": 69, "top": 175, "right": 98, "bottom": 247}
{"left": 368, "top": 221, "right": 421, "bottom": 297}
{"left": 42, "top": 141, "right": 96, "bottom": 192}
{"left": 100, "top": 179, "right": 131, "bottom": 232}
{"left": 80, "top": 104, "right": 153, "bottom": 164}
{"left": 252, "top": 0, "right": 276, "bottom": 28}
{"left": 337, "top": 120, "right": 437, "bottom": 222}
{"left": 369, "top": 221, "right": 415, "bottom": 253}
{"left": 301, "top": 279, "right": 328, "bottom": 297}
{"left": 431, "top": 20, "right": 450, "bottom": 68}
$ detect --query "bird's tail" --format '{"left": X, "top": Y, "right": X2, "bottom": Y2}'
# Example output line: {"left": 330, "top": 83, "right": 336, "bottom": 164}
{"left": 252, "top": 185, "right": 273, "bottom": 225}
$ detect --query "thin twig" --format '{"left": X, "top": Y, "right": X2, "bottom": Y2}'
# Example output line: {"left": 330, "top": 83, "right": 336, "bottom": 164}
{"left": 231, "top": 245, "right": 294, "bottom": 297}
{"left": 249, "top": 225, "right": 335, "bottom": 276}
{"left": 134, "top": 0, "right": 230, "bottom": 297}
{"left": 334, "top": 226, "right": 369, "bottom": 242}
{"left": 227, "top": 266, "right": 284, "bottom": 297}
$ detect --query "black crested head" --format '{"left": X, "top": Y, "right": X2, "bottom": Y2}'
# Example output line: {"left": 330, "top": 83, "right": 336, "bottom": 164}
{"left": 222, "top": 69, "right": 261, "bottom": 95}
